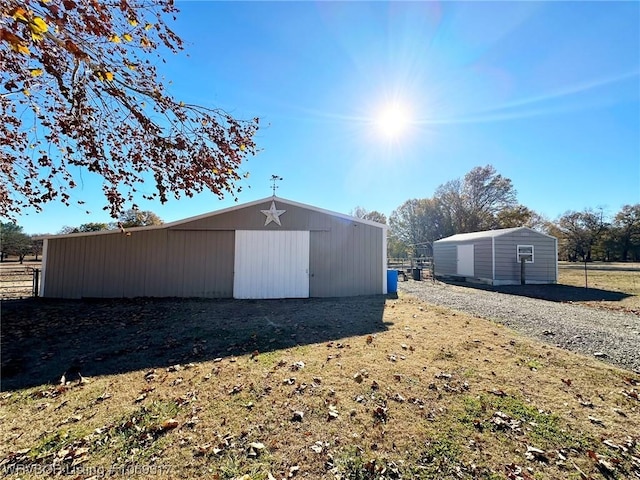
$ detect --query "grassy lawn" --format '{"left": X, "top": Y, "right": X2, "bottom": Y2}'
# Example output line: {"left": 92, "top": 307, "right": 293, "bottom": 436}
{"left": 558, "top": 261, "right": 640, "bottom": 312}
{"left": 1, "top": 292, "right": 638, "bottom": 479}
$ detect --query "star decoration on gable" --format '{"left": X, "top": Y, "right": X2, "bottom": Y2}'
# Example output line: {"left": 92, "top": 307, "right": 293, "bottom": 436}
{"left": 261, "top": 201, "right": 286, "bottom": 226}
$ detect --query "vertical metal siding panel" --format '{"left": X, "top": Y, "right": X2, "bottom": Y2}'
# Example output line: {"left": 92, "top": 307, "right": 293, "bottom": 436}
{"left": 123, "top": 233, "right": 147, "bottom": 297}
{"left": 492, "top": 231, "right": 555, "bottom": 283}
{"left": 64, "top": 237, "right": 85, "bottom": 298}
{"left": 475, "top": 238, "right": 492, "bottom": 280}
{"left": 309, "top": 231, "right": 330, "bottom": 297}
{"left": 350, "top": 224, "right": 363, "bottom": 296}
{"left": 39, "top": 239, "right": 48, "bottom": 296}
{"left": 332, "top": 223, "right": 346, "bottom": 297}
{"left": 225, "top": 231, "right": 235, "bottom": 297}
{"left": 101, "top": 235, "right": 126, "bottom": 297}
{"left": 166, "top": 231, "right": 186, "bottom": 297}
{"left": 43, "top": 239, "right": 61, "bottom": 297}
{"left": 202, "top": 232, "right": 213, "bottom": 296}
{"left": 495, "top": 236, "right": 516, "bottom": 281}
{"left": 233, "top": 231, "right": 247, "bottom": 297}
{"left": 524, "top": 236, "right": 555, "bottom": 282}
{"left": 83, "top": 235, "right": 107, "bottom": 298}
{"left": 202, "top": 231, "right": 233, "bottom": 298}
{"left": 492, "top": 237, "right": 496, "bottom": 281}
{"left": 343, "top": 226, "right": 354, "bottom": 296}
{"left": 144, "top": 230, "right": 168, "bottom": 297}
{"left": 363, "top": 226, "right": 375, "bottom": 295}
{"left": 133, "top": 233, "right": 148, "bottom": 297}
{"left": 194, "top": 231, "right": 208, "bottom": 296}
{"left": 51, "top": 239, "right": 66, "bottom": 297}
{"left": 202, "top": 232, "right": 215, "bottom": 297}
{"left": 310, "top": 219, "right": 383, "bottom": 297}
{"left": 360, "top": 227, "right": 369, "bottom": 295}
{"left": 380, "top": 227, "right": 385, "bottom": 292}
{"left": 378, "top": 227, "right": 385, "bottom": 292}
{"left": 59, "top": 238, "right": 71, "bottom": 297}
{"left": 297, "top": 231, "right": 310, "bottom": 297}
{"left": 494, "top": 232, "right": 543, "bottom": 283}
{"left": 358, "top": 226, "right": 367, "bottom": 294}
{"left": 434, "top": 243, "right": 457, "bottom": 275}
{"left": 553, "top": 238, "right": 558, "bottom": 283}
{"left": 181, "top": 231, "right": 205, "bottom": 297}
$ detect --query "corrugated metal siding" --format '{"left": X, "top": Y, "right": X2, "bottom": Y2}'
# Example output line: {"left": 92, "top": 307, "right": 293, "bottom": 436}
{"left": 78, "top": 236, "right": 96, "bottom": 297}
{"left": 42, "top": 198, "right": 385, "bottom": 298}
{"left": 494, "top": 231, "right": 557, "bottom": 283}
{"left": 309, "top": 222, "right": 382, "bottom": 297}
{"left": 185, "top": 199, "right": 384, "bottom": 297}
{"left": 433, "top": 243, "right": 457, "bottom": 276}
{"left": 43, "top": 229, "right": 234, "bottom": 298}
{"left": 122, "top": 233, "right": 148, "bottom": 298}
{"left": 474, "top": 238, "right": 492, "bottom": 279}
{"left": 143, "top": 230, "right": 169, "bottom": 297}
{"left": 435, "top": 229, "right": 557, "bottom": 284}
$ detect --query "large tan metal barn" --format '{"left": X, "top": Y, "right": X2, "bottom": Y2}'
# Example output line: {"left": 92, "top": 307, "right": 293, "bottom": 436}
{"left": 39, "top": 197, "right": 389, "bottom": 299}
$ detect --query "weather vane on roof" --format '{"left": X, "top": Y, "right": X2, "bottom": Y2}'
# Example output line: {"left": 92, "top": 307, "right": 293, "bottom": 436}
{"left": 270, "top": 175, "right": 283, "bottom": 196}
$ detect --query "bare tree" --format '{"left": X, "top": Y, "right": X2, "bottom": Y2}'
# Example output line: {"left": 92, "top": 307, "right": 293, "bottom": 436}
{"left": 435, "top": 165, "right": 518, "bottom": 233}
{"left": 389, "top": 198, "right": 452, "bottom": 257}
{"left": 555, "top": 209, "right": 607, "bottom": 262}
{"left": 59, "top": 222, "right": 110, "bottom": 234}
{"left": 351, "top": 206, "right": 387, "bottom": 224}
{"left": 612, "top": 204, "right": 640, "bottom": 261}
{"left": 116, "top": 209, "right": 163, "bottom": 228}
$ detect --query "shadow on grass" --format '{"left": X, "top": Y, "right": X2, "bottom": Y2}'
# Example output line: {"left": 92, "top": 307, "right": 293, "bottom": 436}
{"left": 438, "top": 279, "right": 632, "bottom": 303}
{"left": 1, "top": 295, "right": 391, "bottom": 392}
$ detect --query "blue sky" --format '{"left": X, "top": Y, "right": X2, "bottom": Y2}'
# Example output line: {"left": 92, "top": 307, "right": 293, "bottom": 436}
{"left": 15, "top": 1, "right": 640, "bottom": 234}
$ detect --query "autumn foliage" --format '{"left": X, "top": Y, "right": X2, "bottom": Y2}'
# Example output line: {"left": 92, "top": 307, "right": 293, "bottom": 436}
{"left": 1, "top": 0, "right": 259, "bottom": 219}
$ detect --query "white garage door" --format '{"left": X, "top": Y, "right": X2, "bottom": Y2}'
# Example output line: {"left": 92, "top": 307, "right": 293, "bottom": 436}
{"left": 457, "top": 244, "right": 474, "bottom": 277}
{"left": 234, "top": 230, "right": 310, "bottom": 299}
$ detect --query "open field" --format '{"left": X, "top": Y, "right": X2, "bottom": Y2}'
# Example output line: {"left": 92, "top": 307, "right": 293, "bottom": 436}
{"left": 1, "top": 293, "right": 639, "bottom": 479}
{"left": 558, "top": 262, "right": 640, "bottom": 313}
{"left": 0, "top": 260, "right": 41, "bottom": 300}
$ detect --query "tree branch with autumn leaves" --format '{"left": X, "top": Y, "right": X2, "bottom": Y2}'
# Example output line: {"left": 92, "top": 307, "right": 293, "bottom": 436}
{"left": 1, "top": 0, "right": 259, "bottom": 220}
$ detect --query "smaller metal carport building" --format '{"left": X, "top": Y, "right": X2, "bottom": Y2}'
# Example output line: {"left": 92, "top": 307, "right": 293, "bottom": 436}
{"left": 433, "top": 227, "right": 557, "bottom": 285}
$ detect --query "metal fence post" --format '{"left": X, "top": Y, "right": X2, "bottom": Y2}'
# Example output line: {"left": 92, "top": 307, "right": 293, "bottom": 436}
{"left": 33, "top": 268, "right": 40, "bottom": 297}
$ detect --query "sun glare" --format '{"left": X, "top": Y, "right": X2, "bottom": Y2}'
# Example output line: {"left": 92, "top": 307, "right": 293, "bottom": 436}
{"left": 375, "top": 102, "right": 411, "bottom": 139}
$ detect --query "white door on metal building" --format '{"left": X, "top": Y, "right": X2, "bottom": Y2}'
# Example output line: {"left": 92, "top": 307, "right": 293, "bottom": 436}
{"left": 457, "top": 244, "right": 474, "bottom": 277}
{"left": 234, "top": 230, "right": 310, "bottom": 299}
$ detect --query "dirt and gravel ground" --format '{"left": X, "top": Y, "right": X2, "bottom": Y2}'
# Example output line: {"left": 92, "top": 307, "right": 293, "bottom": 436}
{"left": 399, "top": 278, "right": 640, "bottom": 373}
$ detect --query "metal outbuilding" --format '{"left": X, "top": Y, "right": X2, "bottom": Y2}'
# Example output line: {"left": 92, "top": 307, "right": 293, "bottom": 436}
{"left": 39, "top": 197, "right": 389, "bottom": 299}
{"left": 433, "top": 227, "right": 557, "bottom": 285}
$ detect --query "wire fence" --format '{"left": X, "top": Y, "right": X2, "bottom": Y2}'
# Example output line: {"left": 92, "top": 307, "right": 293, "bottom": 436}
{"left": 0, "top": 265, "right": 40, "bottom": 299}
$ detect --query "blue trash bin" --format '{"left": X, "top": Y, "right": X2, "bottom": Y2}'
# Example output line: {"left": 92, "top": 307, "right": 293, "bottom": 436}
{"left": 387, "top": 269, "right": 398, "bottom": 293}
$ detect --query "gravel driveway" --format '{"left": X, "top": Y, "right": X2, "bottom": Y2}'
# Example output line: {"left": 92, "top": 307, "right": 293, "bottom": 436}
{"left": 399, "top": 279, "right": 640, "bottom": 373}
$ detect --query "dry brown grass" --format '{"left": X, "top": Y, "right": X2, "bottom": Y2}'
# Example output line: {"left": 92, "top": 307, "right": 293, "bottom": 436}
{"left": 1, "top": 293, "right": 638, "bottom": 479}
{"left": 558, "top": 262, "right": 640, "bottom": 312}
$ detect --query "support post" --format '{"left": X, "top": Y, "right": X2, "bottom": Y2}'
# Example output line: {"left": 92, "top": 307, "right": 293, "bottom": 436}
{"left": 520, "top": 258, "right": 526, "bottom": 285}
{"left": 33, "top": 268, "right": 40, "bottom": 297}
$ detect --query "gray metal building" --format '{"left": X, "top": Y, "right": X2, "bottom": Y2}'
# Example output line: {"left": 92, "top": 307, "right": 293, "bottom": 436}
{"left": 40, "top": 197, "right": 389, "bottom": 299}
{"left": 433, "top": 227, "right": 557, "bottom": 285}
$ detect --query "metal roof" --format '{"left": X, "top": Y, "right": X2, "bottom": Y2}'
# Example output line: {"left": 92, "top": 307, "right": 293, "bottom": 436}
{"left": 434, "top": 226, "right": 555, "bottom": 243}
{"left": 38, "top": 196, "right": 387, "bottom": 239}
